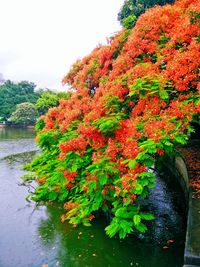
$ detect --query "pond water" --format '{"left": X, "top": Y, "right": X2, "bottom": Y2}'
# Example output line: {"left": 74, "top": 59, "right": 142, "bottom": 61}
{"left": 0, "top": 127, "right": 186, "bottom": 267}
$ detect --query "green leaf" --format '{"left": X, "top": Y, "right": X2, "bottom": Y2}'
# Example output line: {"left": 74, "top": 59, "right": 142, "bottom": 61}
{"left": 138, "top": 171, "right": 155, "bottom": 179}
{"left": 133, "top": 183, "right": 143, "bottom": 194}
{"left": 71, "top": 164, "right": 78, "bottom": 172}
{"left": 99, "top": 173, "right": 107, "bottom": 186}
{"left": 139, "top": 179, "right": 149, "bottom": 186}
{"left": 119, "top": 220, "right": 133, "bottom": 238}
{"left": 58, "top": 191, "right": 69, "bottom": 201}
{"left": 133, "top": 215, "right": 141, "bottom": 225}
{"left": 140, "top": 213, "right": 155, "bottom": 221}
{"left": 105, "top": 221, "right": 120, "bottom": 238}
{"left": 92, "top": 192, "right": 104, "bottom": 210}
{"left": 174, "top": 135, "right": 187, "bottom": 144}
{"left": 83, "top": 220, "right": 91, "bottom": 227}
{"left": 49, "top": 190, "right": 57, "bottom": 201}
{"left": 159, "top": 89, "right": 168, "bottom": 100}
{"left": 115, "top": 207, "right": 127, "bottom": 217}
{"left": 143, "top": 157, "right": 155, "bottom": 167}
{"left": 128, "top": 159, "right": 136, "bottom": 169}
{"left": 119, "top": 229, "right": 127, "bottom": 239}
{"left": 148, "top": 182, "right": 155, "bottom": 189}
{"left": 134, "top": 222, "right": 148, "bottom": 233}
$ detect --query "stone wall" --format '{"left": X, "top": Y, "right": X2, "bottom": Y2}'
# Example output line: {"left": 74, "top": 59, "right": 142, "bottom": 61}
{"left": 160, "top": 153, "right": 200, "bottom": 267}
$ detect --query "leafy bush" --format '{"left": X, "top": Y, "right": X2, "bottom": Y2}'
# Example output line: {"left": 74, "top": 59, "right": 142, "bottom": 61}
{"left": 10, "top": 102, "right": 38, "bottom": 125}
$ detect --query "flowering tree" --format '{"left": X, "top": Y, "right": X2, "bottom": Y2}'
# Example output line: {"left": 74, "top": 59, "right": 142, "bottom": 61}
{"left": 10, "top": 102, "right": 38, "bottom": 125}
{"left": 26, "top": 0, "right": 200, "bottom": 238}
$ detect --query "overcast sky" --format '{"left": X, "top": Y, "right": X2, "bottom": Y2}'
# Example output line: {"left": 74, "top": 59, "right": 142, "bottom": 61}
{"left": 0, "top": 0, "right": 124, "bottom": 90}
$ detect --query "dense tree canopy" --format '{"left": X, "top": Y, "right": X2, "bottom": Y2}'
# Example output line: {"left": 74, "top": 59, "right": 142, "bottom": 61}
{"left": 36, "top": 90, "right": 69, "bottom": 115}
{"left": 36, "top": 91, "right": 60, "bottom": 115}
{"left": 0, "top": 81, "right": 69, "bottom": 122}
{"left": 118, "top": 0, "right": 175, "bottom": 28}
{"left": 0, "top": 81, "right": 39, "bottom": 121}
{"left": 26, "top": 0, "right": 200, "bottom": 238}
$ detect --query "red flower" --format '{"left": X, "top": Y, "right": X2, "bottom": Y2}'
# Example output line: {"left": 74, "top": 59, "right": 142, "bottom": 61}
{"left": 156, "top": 149, "right": 164, "bottom": 155}
{"left": 64, "top": 171, "right": 77, "bottom": 181}
{"left": 65, "top": 183, "right": 74, "bottom": 190}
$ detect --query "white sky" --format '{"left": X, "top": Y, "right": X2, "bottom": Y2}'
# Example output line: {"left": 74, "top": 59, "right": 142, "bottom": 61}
{"left": 0, "top": 0, "right": 124, "bottom": 90}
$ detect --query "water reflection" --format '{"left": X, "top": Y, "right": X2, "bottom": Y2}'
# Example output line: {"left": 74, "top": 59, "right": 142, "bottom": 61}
{"left": 36, "top": 203, "right": 185, "bottom": 267}
{"left": 0, "top": 127, "right": 38, "bottom": 159}
{"left": 0, "top": 127, "right": 35, "bottom": 140}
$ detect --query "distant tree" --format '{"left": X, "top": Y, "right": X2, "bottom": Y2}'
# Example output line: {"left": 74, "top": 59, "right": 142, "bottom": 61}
{"left": 10, "top": 102, "right": 38, "bottom": 125}
{"left": 35, "top": 91, "right": 59, "bottom": 115}
{"left": 0, "top": 78, "right": 70, "bottom": 121}
{"left": 118, "top": 0, "right": 175, "bottom": 28}
{"left": 57, "top": 91, "right": 70, "bottom": 100}
{"left": 36, "top": 91, "right": 69, "bottom": 115}
{"left": 0, "top": 80, "right": 40, "bottom": 120}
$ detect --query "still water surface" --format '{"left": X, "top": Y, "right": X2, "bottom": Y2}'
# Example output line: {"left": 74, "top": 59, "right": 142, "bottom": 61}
{"left": 0, "top": 127, "right": 185, "bottom": 267}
